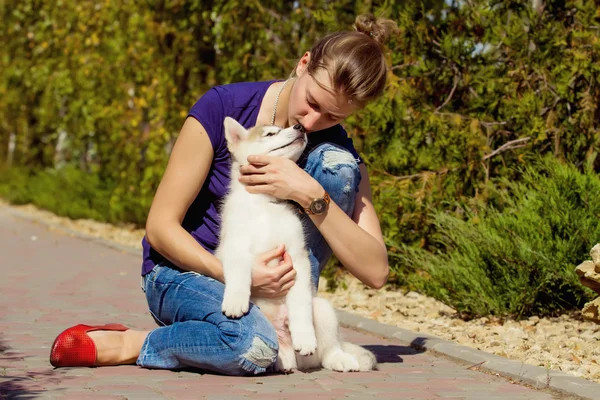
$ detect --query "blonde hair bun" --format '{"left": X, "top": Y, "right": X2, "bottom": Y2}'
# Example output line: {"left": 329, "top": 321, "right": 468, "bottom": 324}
{"left": 354, "top": 14, "right": 399, "bottom": 47}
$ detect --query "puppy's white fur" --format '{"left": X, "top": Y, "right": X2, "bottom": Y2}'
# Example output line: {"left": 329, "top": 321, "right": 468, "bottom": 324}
{"left": 216, "top": 117, "right": 377, "bottom": 373}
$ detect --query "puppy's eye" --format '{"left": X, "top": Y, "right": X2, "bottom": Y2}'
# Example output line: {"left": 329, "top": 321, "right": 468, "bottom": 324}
{"left": 265, "top": 132, "right": 277, "bottom": 137}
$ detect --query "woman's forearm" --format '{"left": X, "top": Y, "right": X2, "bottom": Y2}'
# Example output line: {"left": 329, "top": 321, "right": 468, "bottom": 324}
{"left": 309, "top": 200, "right": 389, "bottom": 289}
{"left": 146, "top": 223, "right": 224, "bottom": 282}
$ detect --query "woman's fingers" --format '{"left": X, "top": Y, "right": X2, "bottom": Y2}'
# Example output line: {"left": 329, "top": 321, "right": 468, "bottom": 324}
{"left": 278, "top": 263, "right": 296, "bottom": 284}
{"left": 279, "top": 250, "right": 292, "bottom": 266}
{"left": 279, "top": 279, "right": 295, "bottom": 295}
{"left": 260, "top": 244, "right": 285, "bottom": 264}
{"left": 247, "top": 155, "right": 274, "bottom": 165}
{"left": 239, "top": 174, "right": 273, "bottom": 185}
{"left": 240, "top": 164, "right": 267, "bottom": 174}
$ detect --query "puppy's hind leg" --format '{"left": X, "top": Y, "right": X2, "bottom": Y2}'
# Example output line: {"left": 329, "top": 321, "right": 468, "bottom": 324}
{"left": 312, "top": 297, "right": 361, "bottom": 372}
{"left": 275, "top": 343, "right": 297, "bottom": 374}
{"left": 341, "top": 341, "right": 378, "bottom": 371}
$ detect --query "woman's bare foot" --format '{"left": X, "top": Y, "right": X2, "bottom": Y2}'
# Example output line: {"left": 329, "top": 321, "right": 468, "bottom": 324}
{"left": 88, "top": 330, "right": 150, "bottom": 366}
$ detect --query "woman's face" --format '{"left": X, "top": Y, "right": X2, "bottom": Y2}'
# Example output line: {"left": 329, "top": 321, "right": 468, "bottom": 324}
{"left": 287, "top": 53, "right": 358, "bottom": 133}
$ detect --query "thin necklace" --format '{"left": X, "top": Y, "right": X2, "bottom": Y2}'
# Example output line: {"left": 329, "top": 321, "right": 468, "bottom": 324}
{"left": 270, "top": 79, "right": 290, "bottom": 125}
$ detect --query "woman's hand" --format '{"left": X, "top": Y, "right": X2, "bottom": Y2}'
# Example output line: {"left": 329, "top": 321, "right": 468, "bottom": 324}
{"left": 239, "top": 155, "right": 323, "bottom": 206}
{"left": 251, "top": 244, "right": 296, "bottom": 298}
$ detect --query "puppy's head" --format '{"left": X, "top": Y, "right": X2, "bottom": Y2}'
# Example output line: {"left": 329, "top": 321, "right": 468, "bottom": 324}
{"left": 223, "top": 117, "right": 307, "bottom": 164}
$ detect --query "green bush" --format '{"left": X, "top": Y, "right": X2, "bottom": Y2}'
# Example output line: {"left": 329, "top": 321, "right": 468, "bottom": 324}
{"left": 401, "top": 157, "right": 598, "bottom": 318}
{"left": 0, "top": 164, "right": 141, "bottom": 223}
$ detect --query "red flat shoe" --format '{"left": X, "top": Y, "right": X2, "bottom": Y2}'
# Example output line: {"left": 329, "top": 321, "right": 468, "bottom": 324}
{"left": 49, "top": 323, "right": 129, "bottom": 367}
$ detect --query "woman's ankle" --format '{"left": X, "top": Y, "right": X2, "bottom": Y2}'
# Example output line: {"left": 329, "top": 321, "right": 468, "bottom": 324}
{"left": 88, "top": 329, "right": 148, "bottom": 366}
{"left": 88, "top": 330, "right": 127, "bottom": 366}
{"left": 122, "top": 330, "right": 150, "bottom": 364}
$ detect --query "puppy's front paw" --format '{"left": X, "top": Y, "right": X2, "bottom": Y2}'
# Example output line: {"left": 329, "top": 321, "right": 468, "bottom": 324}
{"left": 291, "top": 329, "right": 317, "bottom": 356}
{"left": 221, "top": 290, "right": 250, "bottom": 318}
{"left": 323, "top": 351, "right": 360, "bottom": 372}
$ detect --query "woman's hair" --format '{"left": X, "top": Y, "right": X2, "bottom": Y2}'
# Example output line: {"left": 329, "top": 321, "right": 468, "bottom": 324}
{"left": 293, "top": 14, "right": 399, "bottom": 106}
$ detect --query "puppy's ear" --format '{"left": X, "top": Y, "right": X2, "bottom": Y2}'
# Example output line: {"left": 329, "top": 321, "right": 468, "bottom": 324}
{"left": 224, "top": 117, "right": 248, "bottom": 149}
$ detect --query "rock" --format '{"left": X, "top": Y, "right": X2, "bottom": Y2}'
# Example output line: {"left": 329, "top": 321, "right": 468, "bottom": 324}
{"left": 582, "top": 298, "right": 600, "bottom": 324}
{"left": 590, "top": 243, "right": 600, "bottom": 269}
{"left": 575, "top": 261, "right": 600, "bottom": 295}
{"left": 405, "top": 291, "right": 421, "bottom": 299}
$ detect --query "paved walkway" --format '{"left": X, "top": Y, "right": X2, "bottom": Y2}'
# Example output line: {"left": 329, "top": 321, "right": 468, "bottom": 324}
{"left": 0, "top": 207, "right": 579, "bottom": 399}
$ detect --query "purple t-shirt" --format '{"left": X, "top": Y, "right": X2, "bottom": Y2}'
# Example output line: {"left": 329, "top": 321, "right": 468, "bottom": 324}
{"left": 141, "top": 80, "right": 362, "bottom": 275}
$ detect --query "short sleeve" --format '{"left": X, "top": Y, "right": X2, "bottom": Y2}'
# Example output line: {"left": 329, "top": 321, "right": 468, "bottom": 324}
{"left": 187, "top": 88, "right": 227, "bottom": 153}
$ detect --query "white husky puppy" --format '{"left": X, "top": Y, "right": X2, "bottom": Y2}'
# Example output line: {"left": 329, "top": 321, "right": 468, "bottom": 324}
{"left": 216, "top": 116, "right": 377, "bottom": 373}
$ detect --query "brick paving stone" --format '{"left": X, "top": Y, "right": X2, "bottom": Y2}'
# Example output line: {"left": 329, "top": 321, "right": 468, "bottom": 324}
{"left": 0, "top": 208, "right": 591, "bottom": 400}
{"left": 346, "top": 393, "right": 436, "bottom": 399}
{"left": 59, "top": 394, "right": 125, "bottom": 400}
{"left": 92, "top": 384, "right": 169, "bottom": 399}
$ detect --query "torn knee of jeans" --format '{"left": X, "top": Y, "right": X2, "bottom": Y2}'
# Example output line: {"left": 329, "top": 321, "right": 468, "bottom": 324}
{"left": 240, "top": 336, "right": 278, "bottom": 373}
{"left": 321, "top": 151, "right": 360, "bottom": 195}
{"left": 322, "top": 149, "right": 359, "bottom": 172}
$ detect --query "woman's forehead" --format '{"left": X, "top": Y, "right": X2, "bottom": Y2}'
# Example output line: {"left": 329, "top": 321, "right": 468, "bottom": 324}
{"left": 307, "top": 71, "right": 356, "bottom": 115}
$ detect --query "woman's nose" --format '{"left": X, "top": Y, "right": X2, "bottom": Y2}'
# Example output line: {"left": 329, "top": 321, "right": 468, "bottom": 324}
{"left": 300, "top": 112, "right": 320, "bottom": 131}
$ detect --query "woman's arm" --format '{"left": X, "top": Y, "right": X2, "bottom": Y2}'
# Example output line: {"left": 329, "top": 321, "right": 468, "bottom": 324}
{"left": 307, "top": 164, "right": 389, "bottom": 289}
{"left": 145, "top": 117, "right": 225, "bottom": 282}
{"left": 240, "top": 158, "right": 388, "bottom": 289}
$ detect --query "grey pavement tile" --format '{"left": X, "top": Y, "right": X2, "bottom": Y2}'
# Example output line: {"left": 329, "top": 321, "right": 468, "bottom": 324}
{"left": 455, "top": 397, "right": 554, "bottom": 400}
{"left": 22, "top": 360, "right": 54, "bottom": 370}
{"left": 236, "top": 383, "right": 289, "bottom": 393}
{"left": 85, "top": 377, "right": 145, "bottom": 386}
{"left": 29, "top": 394, "right": 62, "bottom": 400}
{"left": 437, "top": 391, "right": 555, "bottom": 399}
{"left": 345, "top": 393, "right": 438, "bottom": 399}
{"left": 379, "top": 375, "right": 436, "bottom": 383}
{"left": 61, "top": 369, "right": 96, "bottom": 377}
{"left": 90, "top": 385, "right": 168, "bottom": 399}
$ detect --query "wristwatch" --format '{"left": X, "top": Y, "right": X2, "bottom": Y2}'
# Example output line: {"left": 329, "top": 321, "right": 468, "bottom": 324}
{"left": 303, "top": 191, "right": 330, "bottom": 215}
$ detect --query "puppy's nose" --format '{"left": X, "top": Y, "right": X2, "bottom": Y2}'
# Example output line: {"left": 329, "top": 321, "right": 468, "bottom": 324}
{"left": 293, "top": 123, "right": 305, "bottom": 133}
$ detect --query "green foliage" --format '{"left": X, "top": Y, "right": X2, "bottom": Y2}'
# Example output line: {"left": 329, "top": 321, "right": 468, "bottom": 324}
{"left": 354, "top": 0, "right": 600, "bottom": 256}
{"left": 402, "top": 157, "right": 598, "bottom": 318}
{"left": 0, "top": 164, "right": 114, "bottom": 221}
{"left": 0, "top": 0, "right": 219, "bottom": 222}
{"left": 2, "top": 0, "right": 600, "bottom": 317}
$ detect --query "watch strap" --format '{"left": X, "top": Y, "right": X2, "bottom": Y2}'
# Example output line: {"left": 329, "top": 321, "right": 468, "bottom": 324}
{"left": 303, "top": 191, "right": 330, "bottom": 215}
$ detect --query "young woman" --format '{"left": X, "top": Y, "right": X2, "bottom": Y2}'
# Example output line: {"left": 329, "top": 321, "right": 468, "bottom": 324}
{"left": 50, "top": 14, "right": 397, "bottom": 375}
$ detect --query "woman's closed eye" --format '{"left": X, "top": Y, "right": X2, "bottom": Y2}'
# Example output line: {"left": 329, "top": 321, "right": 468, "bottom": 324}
{"left": 309, "top": 100, "right": 341, "bottom": 121}
{"left": 308, "top": 100, "right": 320, "bottom": 112}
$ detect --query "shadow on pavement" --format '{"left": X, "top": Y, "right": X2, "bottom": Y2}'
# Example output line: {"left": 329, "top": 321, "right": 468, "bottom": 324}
{"left": 0, "top": 335, "right": 64, "bottom": 399}
{"left": 364, "top": 343, "right": 425, "bottom": 364}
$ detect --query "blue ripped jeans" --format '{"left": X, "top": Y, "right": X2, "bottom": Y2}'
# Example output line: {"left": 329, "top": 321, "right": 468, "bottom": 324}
{"left": 136, "top": 143, "right": 362, "bottom": 375}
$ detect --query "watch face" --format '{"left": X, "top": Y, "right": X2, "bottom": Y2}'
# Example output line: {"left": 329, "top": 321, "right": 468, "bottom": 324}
{"left": 310, "top": 199, "right": 328, "bottom": 215}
